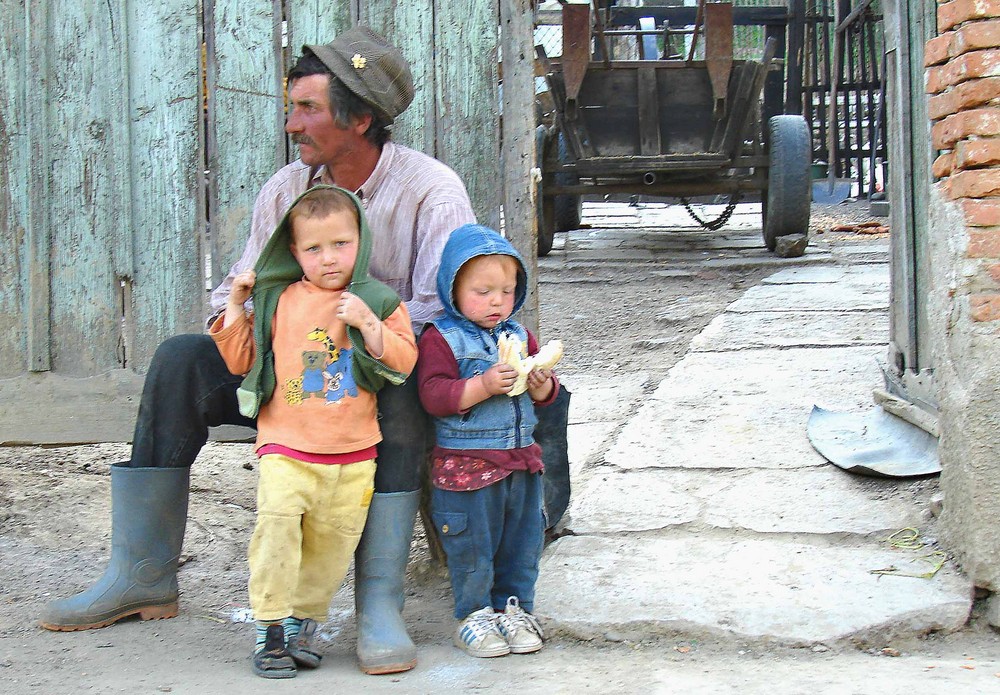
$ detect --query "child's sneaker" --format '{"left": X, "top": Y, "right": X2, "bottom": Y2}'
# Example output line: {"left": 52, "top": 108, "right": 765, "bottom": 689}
{"left": 251, "top": 623, "right": 297, "bottom": 679}
{"left": 496, "top": 596, "right": 543, "bottom": 654}
{"left": 453, "top": 607, "right": 510, "bottom": 658}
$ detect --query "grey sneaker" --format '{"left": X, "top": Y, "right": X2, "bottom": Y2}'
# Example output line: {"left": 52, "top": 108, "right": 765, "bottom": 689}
{"left": 453, "top": 607, "right": 510, "bottom": 658}
{"left": 495, "top": 596, "right": 543, "bottom": 654}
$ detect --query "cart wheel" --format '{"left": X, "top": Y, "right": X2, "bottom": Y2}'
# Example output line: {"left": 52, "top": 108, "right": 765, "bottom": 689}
{"left": 553, "top": 131, "right": 582, "bottom": 234}
{"left": 535, "top": 125, "right": 556, "bottom": 257}
{"left": 763, "top": 115, "right": 811, "bottom": 251}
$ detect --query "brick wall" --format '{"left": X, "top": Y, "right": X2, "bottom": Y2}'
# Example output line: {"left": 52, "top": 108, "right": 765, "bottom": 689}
{"left": 926, "top": 0, "right": 1000, "bottom": 319}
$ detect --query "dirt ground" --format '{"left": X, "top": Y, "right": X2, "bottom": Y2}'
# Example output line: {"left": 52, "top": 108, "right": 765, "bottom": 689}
{"left": 3, "top": 200, "right": 1000, "bottom": 694}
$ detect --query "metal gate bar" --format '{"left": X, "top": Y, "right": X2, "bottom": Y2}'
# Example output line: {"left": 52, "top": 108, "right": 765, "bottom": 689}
{"left": 803, "top": 0, "right": 885, "bottom": 197}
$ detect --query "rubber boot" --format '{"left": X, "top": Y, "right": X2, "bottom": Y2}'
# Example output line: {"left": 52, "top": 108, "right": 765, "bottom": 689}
{"left": 39, "top": 465, "right": 190, "bottom": 631}
{"left": 355, "top": 490, "right": 420, "bottom": 674}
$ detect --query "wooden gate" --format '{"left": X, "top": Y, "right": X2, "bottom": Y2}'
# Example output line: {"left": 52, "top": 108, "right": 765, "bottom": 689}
{"left": 792, "top": 0, "right": 887, "bottom": 197}
{"left": 1, "top": 0, "right": 526, "bottom": 444}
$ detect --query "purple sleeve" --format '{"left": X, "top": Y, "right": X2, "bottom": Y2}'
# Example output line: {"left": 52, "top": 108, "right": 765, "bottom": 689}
{"left": 417, "top": 326, "right": 471, "bottom": 417}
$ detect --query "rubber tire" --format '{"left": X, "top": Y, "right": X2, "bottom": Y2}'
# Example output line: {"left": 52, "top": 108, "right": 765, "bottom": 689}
{"left": 535, "top": 125, "right": 556, "bottom": 257}
{"left": 762, "top": 115, "right": 812, "bottom": 251}
{"left": 553, "top": 131, "right": 582, "bottom": 233}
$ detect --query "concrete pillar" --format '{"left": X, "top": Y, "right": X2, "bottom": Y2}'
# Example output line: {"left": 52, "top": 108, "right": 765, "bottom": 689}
{"left": 925, "top": 0, "right": 1000, "bottom": 590}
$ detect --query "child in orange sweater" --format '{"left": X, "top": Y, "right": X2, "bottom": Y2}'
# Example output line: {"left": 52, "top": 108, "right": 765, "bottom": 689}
{"left": 211, "top": 186, "right": 417, "bottom": 679}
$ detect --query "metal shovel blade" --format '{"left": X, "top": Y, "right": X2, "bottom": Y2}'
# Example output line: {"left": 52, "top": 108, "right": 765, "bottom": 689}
{"left": 807, "top": 405, "right": 941, "bottom": 478}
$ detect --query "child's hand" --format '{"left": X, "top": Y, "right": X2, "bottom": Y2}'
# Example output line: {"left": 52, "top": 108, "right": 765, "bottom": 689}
{"left": 481, "top": 363, "right": 519, "bottom": 395}
{"left": 336, "top": 292, "right": 377, "bottom": 329}
{"left": 230, "top": 270, "right": 256, "bottom": 305}
{"left": 338, "top": 292, "right": 384, "bottom": 357}
{"left": 221, "top": 270, "right": 255, "bottom": 329}
{"left": 527, "top": 367, "right": 555, "bottom": 401}
{"left": 527, "top": 367, "right": 552, "bottom": 389}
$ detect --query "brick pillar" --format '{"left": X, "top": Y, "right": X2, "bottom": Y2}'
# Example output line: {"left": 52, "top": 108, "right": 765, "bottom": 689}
{"left": 925, "top": 0, "right": 1000, "bottom": 589}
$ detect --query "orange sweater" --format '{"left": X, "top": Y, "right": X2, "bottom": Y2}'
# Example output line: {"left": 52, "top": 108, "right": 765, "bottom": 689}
{"left": 211, "top": 279, "right": 417, "bottom": 455}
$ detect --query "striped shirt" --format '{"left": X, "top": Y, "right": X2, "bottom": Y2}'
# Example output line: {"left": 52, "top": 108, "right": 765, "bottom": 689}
{"left": 209, "top": 141, "right": 476, "bottom": 333}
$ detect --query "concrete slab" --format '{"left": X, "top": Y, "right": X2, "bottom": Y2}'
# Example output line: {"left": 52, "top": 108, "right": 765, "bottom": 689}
{"left": 690, "top": 310, "right": 888, "bottom": 351}
{"left": 703, "top": 253, "right": 835, "bottom": 270}
{"left": 762, "top": 266, "right": 847, "bottom": 284}
{"left": 604, "top": 347, "right": 885, "bottom": 470}
{"left": 537, "top": 535, "right": 971, "bottom": 646}
{"left": 728, "top": 281, "right": 889, "bottom": 313}
{"left": 560, "top": 248, "right": 656, "bottom": 261}
{"left": 560, "top": 372, "right": 649, "bottom": 423}
{"left": 566, "top": 467, "right": 931, "bottom": 536}
{"left": 567, "top": 469, "right": 719, "bottom": 534}
{"left": 761, "top": 264, "right": 888, "bottom": 286}
{"left": 567, "top": 421, "right": 617, "bottom": 476}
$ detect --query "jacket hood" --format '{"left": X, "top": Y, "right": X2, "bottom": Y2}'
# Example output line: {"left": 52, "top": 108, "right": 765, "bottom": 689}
{"left": 237, "top": 184, "right": 404, "bottom": 418}
{"left": 436, "top": 224, "right": 529, "bottom": 327}
{"left": 252, "top": 184, "right": 374, "bottom": 294}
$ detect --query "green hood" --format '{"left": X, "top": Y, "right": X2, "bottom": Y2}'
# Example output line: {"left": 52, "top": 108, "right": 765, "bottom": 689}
{"left": 237, "top": 185, "right": 406, "bottom": 418}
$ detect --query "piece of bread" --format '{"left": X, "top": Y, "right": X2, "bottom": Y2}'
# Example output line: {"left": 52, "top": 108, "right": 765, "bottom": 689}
{"left": 497, "top": 333, "right": 563, "bottom": 396}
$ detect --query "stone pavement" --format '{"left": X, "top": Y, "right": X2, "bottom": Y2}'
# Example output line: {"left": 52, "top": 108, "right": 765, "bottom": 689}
{"left": 535, "top": 201, "right": 972, "bottom": 648}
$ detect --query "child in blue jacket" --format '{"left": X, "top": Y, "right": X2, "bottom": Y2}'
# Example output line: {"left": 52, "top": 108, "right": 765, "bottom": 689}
{"left": 417, "top": 224, "right": 559, "bottom": 658}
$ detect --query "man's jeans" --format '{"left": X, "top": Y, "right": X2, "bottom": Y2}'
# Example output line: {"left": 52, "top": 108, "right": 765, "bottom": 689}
{"left": 128, "top": 334, "right": 426, "bottom": 492}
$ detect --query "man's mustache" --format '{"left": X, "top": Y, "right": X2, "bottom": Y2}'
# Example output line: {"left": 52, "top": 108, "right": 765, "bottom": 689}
{"left": 291, "top": 135, "right": 314, "bottom": 146}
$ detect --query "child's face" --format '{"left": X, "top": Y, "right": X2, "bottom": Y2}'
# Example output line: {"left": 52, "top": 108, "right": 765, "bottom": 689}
{"left": 454, "top": 255, "right": 518, "bottom": 330}
{"left": 290, "top": 210, "right": 359, "bottom": 291}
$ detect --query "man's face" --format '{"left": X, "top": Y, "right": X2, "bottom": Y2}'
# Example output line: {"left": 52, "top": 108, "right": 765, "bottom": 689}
{"left": 289, "top": 210, "right": 360, "bottom": 291}
{"left": 286, "top": 74, "right": 366, "bottom": 168}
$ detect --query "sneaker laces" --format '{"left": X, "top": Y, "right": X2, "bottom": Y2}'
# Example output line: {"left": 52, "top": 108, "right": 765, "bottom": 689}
{"left": 498, "top": 597, "right": 544, "bottom": 639}
{"left": 462, "top": 609, "right": 500, "bottom": 642}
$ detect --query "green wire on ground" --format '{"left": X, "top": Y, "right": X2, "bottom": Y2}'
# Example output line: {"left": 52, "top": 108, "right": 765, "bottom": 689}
{"left": 868, "top": 528, "right": 947, "bottom": 579}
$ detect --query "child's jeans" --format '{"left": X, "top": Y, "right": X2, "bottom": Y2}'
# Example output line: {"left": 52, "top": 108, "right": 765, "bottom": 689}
{"left": 431, "top": 470, "right": 545, "bottom": 619}
{"left": 249, "top": 454, "right": 376, "bottom": 622}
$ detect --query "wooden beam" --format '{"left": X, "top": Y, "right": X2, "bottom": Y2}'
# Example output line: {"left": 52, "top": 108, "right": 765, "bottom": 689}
{"left": 637, "top": 67, "right": 661, "bottom": 156}
{"left": 25, "top": 0, "right": 51, "bottom": 372}
{"left": 500, "top": 0, "right": 539, "bottom": 335}
{"left": 610, "top": 6, "right": 788, "bottom": 27}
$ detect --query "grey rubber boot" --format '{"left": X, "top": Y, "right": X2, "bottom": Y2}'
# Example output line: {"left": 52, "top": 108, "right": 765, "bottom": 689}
{"left": 39, "top": 464, "right": 190, "bottom": 631}
{"left": 355, "top": 490, "right": 420, "bottom": 674}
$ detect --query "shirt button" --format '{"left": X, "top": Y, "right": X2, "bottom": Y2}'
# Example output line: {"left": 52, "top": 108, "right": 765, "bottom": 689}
{"left": 441, "top": 524, "right": 450, "bottom": 534}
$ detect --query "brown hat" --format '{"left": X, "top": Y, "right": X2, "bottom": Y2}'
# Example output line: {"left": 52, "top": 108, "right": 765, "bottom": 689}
{"left": 304, "top": 26, "right": 415, "bottom": 124}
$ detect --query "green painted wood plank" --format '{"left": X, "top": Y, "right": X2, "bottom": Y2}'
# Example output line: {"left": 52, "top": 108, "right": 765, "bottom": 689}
{"left": 206, "top": 0, "right": 286, "bottom": 291}
{"left": 0, "top": 0, "right": 28, "bottom": 376}
{"left": 499, "top": 0, "right": 539, "bottom": 334}
{"left": 287, "top": 0, "right": 352, "bottom": 59}
{"left": 24, "top": 0, "right": 52, "bottom": 372}
{"left": 44, "top": 2, "right": 129, "bottom": 374}
{"left": 360, "top": 1, "right": 437, "bottom": 157}
{"left": 433, "top": 0, "right": 501, "bottom": 227}
{"left": 126, "top": 0, "right": 204, "bottom": 369}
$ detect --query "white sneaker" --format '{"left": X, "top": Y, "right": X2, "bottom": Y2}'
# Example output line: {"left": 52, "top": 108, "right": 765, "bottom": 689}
{"left": 453, "top": 607, "right": 510, "bottom": 658}
{"left": 495, "top": 596, "right": 543, "bottom": 654}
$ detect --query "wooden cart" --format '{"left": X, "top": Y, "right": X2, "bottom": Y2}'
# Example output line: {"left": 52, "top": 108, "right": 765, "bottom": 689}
{"left": 536, "top": 1, "right": 811, "bottom": 256}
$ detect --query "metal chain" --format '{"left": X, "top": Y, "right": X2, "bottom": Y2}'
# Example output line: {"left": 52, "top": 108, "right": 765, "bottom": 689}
{"left": 679, "top": 194, "right": 742, "bottom": 231}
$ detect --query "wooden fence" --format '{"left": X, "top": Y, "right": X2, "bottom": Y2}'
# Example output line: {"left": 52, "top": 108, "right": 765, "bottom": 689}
{"left": 1, "top": 0, "right": 536, "bottom": 443}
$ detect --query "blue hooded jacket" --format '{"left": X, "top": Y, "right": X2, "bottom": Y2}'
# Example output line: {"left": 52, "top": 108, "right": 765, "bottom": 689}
{"left": 429, "top": 224, "right": 538, "bottom": 450}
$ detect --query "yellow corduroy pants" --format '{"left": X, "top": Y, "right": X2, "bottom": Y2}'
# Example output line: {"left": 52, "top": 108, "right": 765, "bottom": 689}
{"left": 248, "top": 453, "right": 376, "bottom": 622}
